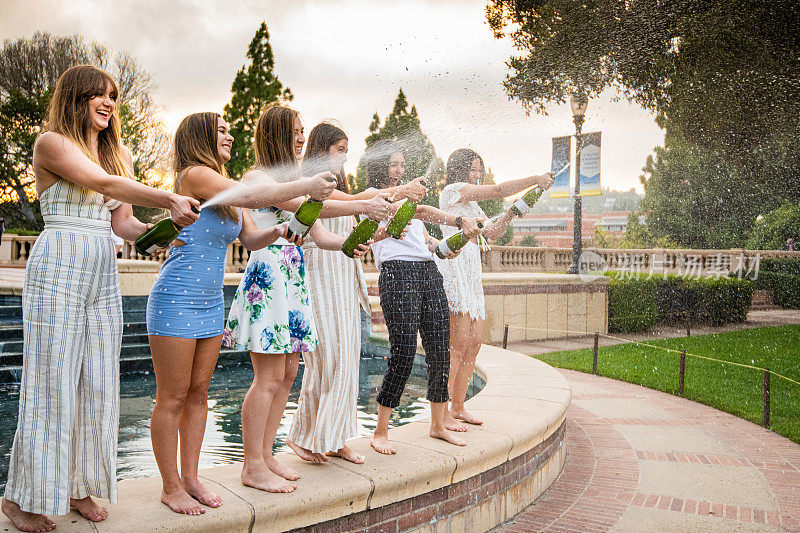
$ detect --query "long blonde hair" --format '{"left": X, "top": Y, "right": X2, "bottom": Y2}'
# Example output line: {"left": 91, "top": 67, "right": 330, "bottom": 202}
{"left": 254, "top": 103, "right": 298, "bottom": 173}
{"left": 43, "top": 64, "right": 132, "bottom": 178}
{"left": 173, "top": 112, "right": 238, "bottom": 221}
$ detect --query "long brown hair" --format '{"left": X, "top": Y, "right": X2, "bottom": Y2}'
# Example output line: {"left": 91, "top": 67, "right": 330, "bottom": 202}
{"left": 365, "top": 139, "right": 406, "bottom": 189}
{"left": 173, "top": 112, "right": 237, "bottom": 221}
{"left": 254, "top": 103, "right": 298, "bottom": 173}
{"left": 446, "top": 148, "right": 484, "bottom": 185}
{"left": 43, "top": 64, "right": 132, "bottom": 178}
{"left": 302, "top": 122, "right": 348, "bottom": 192}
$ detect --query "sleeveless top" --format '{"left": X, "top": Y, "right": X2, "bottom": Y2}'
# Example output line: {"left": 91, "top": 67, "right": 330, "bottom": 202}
{"left": 40, "top": 178, "right": 123, "bottom": 236}
{"left": 249, "top": 206, "right": 293, "bottom": 245}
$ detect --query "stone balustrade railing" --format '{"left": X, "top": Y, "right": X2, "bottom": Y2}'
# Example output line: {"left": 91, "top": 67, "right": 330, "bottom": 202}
{"left": 1, "top": 233, "right": 796, "bottom": 274}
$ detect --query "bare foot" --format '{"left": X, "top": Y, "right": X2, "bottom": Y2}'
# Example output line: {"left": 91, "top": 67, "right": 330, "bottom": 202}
{"left": 69, "top": 496, "right": 108, "bottom": 522}
{"left": 183, "top": 479, "right": 222, "bottom": 508}
{"left": 286, "top": 439, "right": 327, "bottom": 463}
{"left": 264, "top": 456, "right": 300, "bottom": 481}
{"left": 241, "top": 464, "right": 296, "bottom": 493}
{"left": 430, "top": 427, "right": 467, "bottom": 447}
{"left": 2, "top": 498, "right": 56, "bottom": 532}
{"left": 444, "top": 412, "right": 469, "bottom": 432}
{"left": 452, "top": 409, "right": 483, "bottom": 425}
{"left": 160, "top": 488, "right": 205, "bottom": 516}
{"left": 326, "top": 445, "right": 365, "bottom": 464}
{"left": 370, "top": 434, "right": 396, "bottom": 455}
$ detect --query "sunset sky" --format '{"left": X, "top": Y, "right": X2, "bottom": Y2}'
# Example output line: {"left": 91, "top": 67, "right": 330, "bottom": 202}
{"left": 1, "top": 0, "right": 665, "bottom": 193}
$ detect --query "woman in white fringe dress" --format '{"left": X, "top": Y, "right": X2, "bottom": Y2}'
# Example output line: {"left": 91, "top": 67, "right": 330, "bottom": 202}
{"left": 435, "top": 148, "right": 553, "bottom": 430}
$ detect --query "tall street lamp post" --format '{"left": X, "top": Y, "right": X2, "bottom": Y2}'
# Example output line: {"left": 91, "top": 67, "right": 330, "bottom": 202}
{"left": 566, "top": 95, "right": 588, "bottom": 275}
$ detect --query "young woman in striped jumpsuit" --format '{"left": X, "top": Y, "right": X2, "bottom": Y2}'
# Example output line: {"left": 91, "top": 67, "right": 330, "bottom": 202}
{"left": 1, "top": 65, "right": 199, "bottom": 532}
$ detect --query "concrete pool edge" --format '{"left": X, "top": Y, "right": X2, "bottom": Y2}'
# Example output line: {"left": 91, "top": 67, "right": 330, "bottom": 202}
{"left": 12, "top": 344, "right": 570, "bottom": 532}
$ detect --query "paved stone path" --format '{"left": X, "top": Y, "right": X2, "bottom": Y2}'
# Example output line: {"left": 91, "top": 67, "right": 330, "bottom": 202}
{"left": 495, "top": 311, "right": 800, "bottom": 532}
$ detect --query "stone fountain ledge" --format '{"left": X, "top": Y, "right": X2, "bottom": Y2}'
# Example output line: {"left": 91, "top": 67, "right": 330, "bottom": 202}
{"left": 2, "top": 344, "right": 570, "bottom": 533}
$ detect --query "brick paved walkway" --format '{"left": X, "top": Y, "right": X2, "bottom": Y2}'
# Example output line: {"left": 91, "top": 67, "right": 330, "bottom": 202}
{"left": 496, "top": 370, "right": 800, "bottom": 532}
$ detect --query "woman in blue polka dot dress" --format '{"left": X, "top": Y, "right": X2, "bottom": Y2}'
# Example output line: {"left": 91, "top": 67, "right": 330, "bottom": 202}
{"left": 145, "top": 112, "right": 335, "bottom": 516}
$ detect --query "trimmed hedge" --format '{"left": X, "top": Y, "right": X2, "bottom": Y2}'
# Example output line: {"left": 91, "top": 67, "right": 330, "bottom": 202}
{"left": 759, "top": 257, "right": 800, "bottom": 276}
{"left": 607, "top": 275, "right": 658, "bottom": 333}
{"left": 740, "top": 270, "right": 800, "bottom": 309}
{"left": 606, "top": 273, "right": 754, "bottom": 332}
{"left": 734, "top": 257, "right": 800, "bottom": 309}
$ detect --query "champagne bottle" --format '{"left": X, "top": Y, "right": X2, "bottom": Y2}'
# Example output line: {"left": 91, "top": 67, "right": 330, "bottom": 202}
{"left": 435, "top": 222, "right": 484, "bottom": 259}
{"left": 286, "top": 176, "right": 337, "bottom": 240}
{"left": 134, "top": 206, "right": 200, "bottom": 257}
{"left": 341, "top": 216, "right": 380, "bottom": 258}
{"left": 384, "top": 179, "right": 426, "bottom": 239}
{"left": 510, "top": 185, "right": 544, "bottom": 216}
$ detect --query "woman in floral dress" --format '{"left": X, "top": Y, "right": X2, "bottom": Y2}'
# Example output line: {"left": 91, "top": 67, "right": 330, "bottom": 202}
{"left": 224, "top": 104, "right": 373, "bottom": 493}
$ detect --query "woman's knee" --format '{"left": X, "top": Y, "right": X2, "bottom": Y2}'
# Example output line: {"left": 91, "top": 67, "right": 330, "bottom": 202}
{"left": 155, "top": 389, "right": 189, "bottom": 414}
{"left": 252, "top": 372, "right": 284, "bottom": 396}
{"left": 185, "top": 382, "right": 210, "bottom": 407}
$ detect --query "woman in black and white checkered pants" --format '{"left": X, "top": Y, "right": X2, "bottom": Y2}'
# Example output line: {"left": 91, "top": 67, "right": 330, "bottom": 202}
{"left": 366, "top": 140, "right": 483, "bottom": 455}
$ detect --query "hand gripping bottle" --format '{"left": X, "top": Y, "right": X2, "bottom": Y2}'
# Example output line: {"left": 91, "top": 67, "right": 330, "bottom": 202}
{"left": 134, "top": 206, "right": 200, "bottom": 256}
{"left": 435, "top": 222, "right": 484, "bottom": 259}
{"left": 341, "top": 216, "right": 379, "bottom": 258}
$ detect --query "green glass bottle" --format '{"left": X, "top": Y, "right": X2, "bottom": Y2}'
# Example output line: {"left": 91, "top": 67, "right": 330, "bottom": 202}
{"left": 435, "top": 222, "right": 483, "bottom": 259}
{"left": 510, "top": 185, "right": 544, "bottom": 216}
{"left": 341, "top": 216, "right": 380, "bottom": 258}
{"left": 385, "top": 198, "right": 418, "bottom": 239}
{"left": 286, "top": 176, "right": 337, "bottom": 239}
{"left": 134, "top": 206, "right": 200, "bottom": 257}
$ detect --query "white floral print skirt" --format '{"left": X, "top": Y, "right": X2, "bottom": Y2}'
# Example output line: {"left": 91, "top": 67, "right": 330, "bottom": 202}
{"left": 224, "top": 245, "right": 319, "bottom": 354}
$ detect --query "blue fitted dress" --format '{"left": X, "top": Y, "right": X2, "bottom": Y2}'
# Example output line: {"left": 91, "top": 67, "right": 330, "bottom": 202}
{"left": 147, "top": 207, "right": 242, "bottom": 339}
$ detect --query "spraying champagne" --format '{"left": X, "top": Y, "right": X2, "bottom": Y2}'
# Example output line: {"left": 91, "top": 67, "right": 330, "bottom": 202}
{"left": 286, "top": 174, "right": 338, "bottom": 239}
{"left": 384, "top": 158, "right": 435, "bottom": 239}
{"left": 134, "top": 206, "right": 201, "bottom": 256}
{"left": 510, "top": 185, "right": 544, "bottom": 216}
{"left": 384, "top": 193, "right": 424, "bottom": 239}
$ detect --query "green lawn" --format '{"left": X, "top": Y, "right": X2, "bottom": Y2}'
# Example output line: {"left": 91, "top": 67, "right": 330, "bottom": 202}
{"left": 534, "top": 325, "right": 800, "bottom": 443}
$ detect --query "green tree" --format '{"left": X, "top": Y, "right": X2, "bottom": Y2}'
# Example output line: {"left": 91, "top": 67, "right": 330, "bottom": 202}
{"left": 520, "top": 235, "right": 538, "bottom": 247}
{"left": 747, "top": 202, "right": 800, "bottom": 250}
{"left": 496, "top": 225, "right": 514, "bottom": 246}
{"left": 486, "top": 0, "right": 800, "bottom": 214}
{"left": 617, "top": 212, "right": 678, "bottom": 249}
{"left": 356, "top": 89, "right": 445, "bottom": 237}
{"left": 639, "top": 127, "right": 757, "bottom": 249}
{"left": 223, "top": 22, "right": 292, "bottom": 179}
{"left": 592, "top": 226, "right": 616, "bottom": 249}
{"left": 0, "top": 32, "right": 170, "bottom": 229}
{"left": 477, "top": 167, "right": 503, "bottom": 218}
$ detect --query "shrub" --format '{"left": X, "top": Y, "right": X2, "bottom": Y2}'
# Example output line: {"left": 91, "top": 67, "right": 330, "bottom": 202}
{"left": 759, "top": 257, "right": 800, "bottom": 276}
{"left": 742, "top": 271, "right": 800, "bottom": 309}
{"left": 686, "top": 277, "right": 754, "bottom": 325}
{"left": 606, "top": 274, "right": 658, "bottom": 333}
{"left": 606, "top": 273, "right": 754, "bottom": 332}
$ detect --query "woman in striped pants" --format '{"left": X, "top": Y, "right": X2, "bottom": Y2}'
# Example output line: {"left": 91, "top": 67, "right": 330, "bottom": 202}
{"left": 1, "top": 65, "right": 199, "bottom": 533}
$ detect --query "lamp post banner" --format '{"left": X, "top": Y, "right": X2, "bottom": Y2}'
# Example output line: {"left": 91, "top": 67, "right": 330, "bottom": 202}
{"left": 549, "top": 135, "right": 571, "bottom": 198}
{"left": 579, "top": 131, "right": 602, "bottom": 196}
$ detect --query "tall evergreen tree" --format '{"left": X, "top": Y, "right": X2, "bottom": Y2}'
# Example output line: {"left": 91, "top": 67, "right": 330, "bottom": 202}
{"left": 223, "top": 22, "right": 292, "bottom": 179}
{"left": 355, "top": 89, "right": 445, "bottom": 236}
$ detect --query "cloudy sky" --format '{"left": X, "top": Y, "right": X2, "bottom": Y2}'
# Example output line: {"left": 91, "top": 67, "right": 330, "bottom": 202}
{"left": 1, "top": 0, "right": 664, "bottom": 193}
